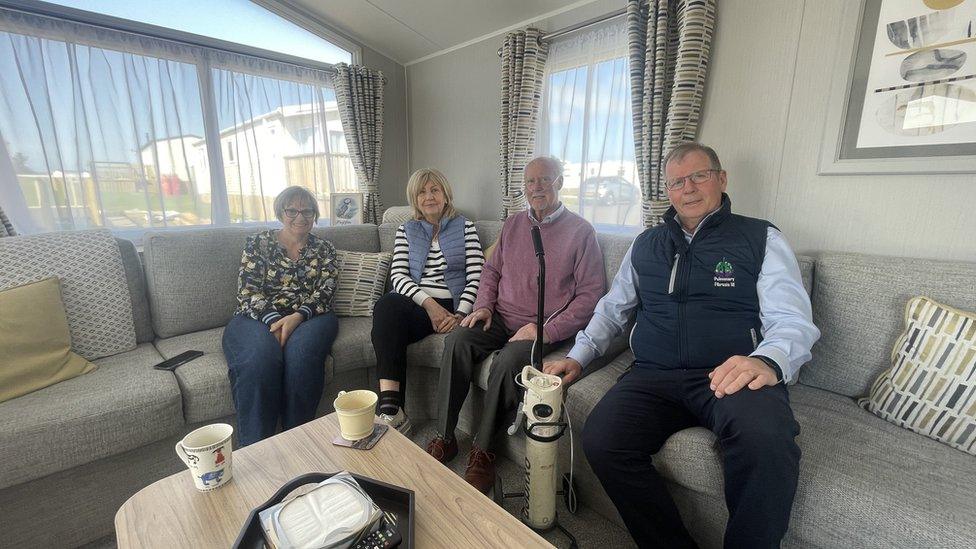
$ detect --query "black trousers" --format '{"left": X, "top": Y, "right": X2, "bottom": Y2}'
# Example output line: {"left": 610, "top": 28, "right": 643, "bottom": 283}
{"left": 370, "top": 292, "right": 454, "bottom": 399}
{"left": 582, "top": 365, "right": 801, "bottom": 549}
{"left": 436, "top": 311, "right": 560, "bottom": 449}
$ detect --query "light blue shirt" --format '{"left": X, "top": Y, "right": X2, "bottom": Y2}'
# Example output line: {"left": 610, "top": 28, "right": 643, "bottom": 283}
{"left": 528, "top": 202, "right": 566, "bottom": 224}
{"left": 567, "top": 220, "right": 820, "bottom": 384}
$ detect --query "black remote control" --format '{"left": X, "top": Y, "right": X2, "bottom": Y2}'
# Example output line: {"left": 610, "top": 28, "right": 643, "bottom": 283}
{"left": 352, "top": 516, "right": 401, "bottom": 549}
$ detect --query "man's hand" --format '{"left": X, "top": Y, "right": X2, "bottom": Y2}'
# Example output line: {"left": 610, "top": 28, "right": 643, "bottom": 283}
{"left": 708, "top": 355, "right": 778, "bottom": 398}
{"left": 269, "top": 312, "right": 303, "bottom": 347}
{"left": 543, "top": 358, "right": 582, "bottom": 384}
{"left": 508, "top": 323, "right": 549, "bottom": 343}
{"left": 460, "top": 307, "right": 493, "bottom": 330}
{"left": 423, "top": 299, "right": 458, "bottom": 333}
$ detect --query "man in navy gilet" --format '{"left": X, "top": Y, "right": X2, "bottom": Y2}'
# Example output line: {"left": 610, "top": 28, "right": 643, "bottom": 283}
{"left": 545, "top": 142, "right": 820, "bottom": 548}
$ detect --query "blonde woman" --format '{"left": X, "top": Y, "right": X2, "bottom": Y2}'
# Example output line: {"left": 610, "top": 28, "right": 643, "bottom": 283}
{"left": 371, "top": 168, "right": 484, "bottom": 434}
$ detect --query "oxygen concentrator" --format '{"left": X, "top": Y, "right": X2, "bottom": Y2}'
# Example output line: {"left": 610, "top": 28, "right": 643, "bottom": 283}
{"left": 498, "top": 225, "right": 578, "bottom": 548}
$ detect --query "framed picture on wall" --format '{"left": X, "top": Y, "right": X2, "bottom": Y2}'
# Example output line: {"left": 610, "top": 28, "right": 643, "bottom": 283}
{"left": 819, "top": 0, "right": 976, "bottom": 174}
{"left": 330, "top": 192, "right": 363, "bottom": 226}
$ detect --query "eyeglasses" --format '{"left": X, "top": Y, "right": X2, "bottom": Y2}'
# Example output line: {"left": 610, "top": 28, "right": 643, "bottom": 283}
{"left": 283, "top": 208, "right": 315, "bottom": 219}
{"left": 664, "top": 169, "right": 721, "bottom": 192}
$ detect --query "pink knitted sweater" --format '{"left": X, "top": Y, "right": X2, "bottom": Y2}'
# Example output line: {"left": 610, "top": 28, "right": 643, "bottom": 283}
{"left": 473, "top": 209, "right": 605, "bottom": 343}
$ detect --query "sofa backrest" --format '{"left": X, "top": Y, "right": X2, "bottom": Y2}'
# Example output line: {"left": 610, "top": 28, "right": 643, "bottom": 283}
{"left": 800, "top": 251, "right": 976, "bottom": 397}
{"left": 0, "top": 229, "right": 137, "bottom": 360}
{"left": 116, "top": 238, "right": 154, "bottom": 344}
{"left": 143, "top": 224, "right": 381, "bottom": 339}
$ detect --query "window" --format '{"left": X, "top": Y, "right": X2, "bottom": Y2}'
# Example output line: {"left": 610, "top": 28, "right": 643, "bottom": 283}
{"left": 537, "top": 18, "right": 640, "bottom": 234}
{"left": 0, "top": 4, "right": 355, "bottom": 239}
{"left": 43, "top": 0, "right": 354, "bottom": 65}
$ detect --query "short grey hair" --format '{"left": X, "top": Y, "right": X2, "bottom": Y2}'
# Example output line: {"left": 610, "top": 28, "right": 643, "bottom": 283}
{"left": 663, "top": 142, "right": 722, "bottom": 171}
{"left": 525, "top": 156, "right": 565, "bottom": 179}
{"left": 273, "top": 186, "right": 319, "bottom": 223}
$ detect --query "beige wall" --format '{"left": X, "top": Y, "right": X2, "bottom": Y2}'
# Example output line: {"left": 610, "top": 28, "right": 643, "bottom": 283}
{"left": 406, "top": 0, "right": 976, "bottom": 261}
{"left": 699, "top": 0, "right": 976, "bottom": 261}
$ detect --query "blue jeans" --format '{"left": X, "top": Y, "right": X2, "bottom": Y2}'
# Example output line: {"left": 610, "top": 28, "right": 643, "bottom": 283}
{"left": 222, "top": 313, "right": 339, "bottom": 446}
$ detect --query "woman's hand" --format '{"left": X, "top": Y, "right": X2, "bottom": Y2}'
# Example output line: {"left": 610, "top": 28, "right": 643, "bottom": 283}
{"left": 423, "top": 298, "right": 458, "bottom": 333}
{"left": 269, "top": 312, "right": 303, "bottom": 347}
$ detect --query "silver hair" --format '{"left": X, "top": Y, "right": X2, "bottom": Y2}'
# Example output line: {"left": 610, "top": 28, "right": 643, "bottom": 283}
{"left": 273, "top": 186, "right": 319, "bottom": 223}
{"left": 663, "top": 142, "right": 723, "bottom": 171}
{"left": 525, "top": 155, "right": 565, "bottom": 179}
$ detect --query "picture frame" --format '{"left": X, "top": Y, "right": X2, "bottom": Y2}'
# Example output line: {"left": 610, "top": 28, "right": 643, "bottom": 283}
{"left": 818, "top": 0, "right": 976, "bottom": 175}
{"left": 330, "top": 192, "right": 363, "bottom": 226}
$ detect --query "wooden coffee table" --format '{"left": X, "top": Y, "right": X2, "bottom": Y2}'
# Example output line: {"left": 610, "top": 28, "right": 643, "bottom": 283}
{"left": 115, "top": 413, "right": 554, "bottom": 548}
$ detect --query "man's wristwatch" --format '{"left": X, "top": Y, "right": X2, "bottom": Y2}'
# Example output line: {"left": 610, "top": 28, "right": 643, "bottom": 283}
{"left": 753, "top": 355, "right": 784, "bottom": 383}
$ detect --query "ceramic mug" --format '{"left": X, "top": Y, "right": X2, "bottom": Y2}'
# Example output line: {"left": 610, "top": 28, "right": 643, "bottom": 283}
{"left": 175, "top": 423, "right": 234, "bottom": 491}
{"left": 334, "top": 390, "right": 378, "bottom": 441}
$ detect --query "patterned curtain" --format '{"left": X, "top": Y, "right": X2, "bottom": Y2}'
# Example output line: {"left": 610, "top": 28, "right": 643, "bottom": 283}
{"left": 499, "top": 28, "right": 549, "bottom": 219}
{"left": 0, "top": 205, "right": 15, "bottom": 237}
{"left": 628, "top": 0, "right": 716, "bottom": 227}
{"left": 332, "top": 63, "right": 385, "bottom": 224}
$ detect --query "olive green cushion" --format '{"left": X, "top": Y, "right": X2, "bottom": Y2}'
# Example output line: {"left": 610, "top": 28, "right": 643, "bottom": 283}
{"left": 0, "top": 277, "right": 96, "bottom": 403}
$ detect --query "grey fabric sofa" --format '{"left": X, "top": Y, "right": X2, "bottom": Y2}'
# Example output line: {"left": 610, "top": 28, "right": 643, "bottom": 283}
{"left": 0, "top": 222, "right": 972, "bottom": 548}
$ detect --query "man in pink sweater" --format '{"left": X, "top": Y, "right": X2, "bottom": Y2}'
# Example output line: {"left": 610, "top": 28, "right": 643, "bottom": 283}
{"left": 425, "top": 156, "right": 606, "bottom": 493}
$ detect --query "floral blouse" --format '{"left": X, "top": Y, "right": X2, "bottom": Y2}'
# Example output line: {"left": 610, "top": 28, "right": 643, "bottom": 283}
{"left": 235, "top": 230, "right": 340, "bottom": 325}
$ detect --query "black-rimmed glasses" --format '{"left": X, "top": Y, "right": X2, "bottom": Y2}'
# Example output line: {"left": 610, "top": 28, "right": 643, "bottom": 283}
{"left": 283, "top": 208, "right": 315, "bottom": 219}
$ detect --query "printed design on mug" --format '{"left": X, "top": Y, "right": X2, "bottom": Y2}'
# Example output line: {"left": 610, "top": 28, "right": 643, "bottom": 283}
{"left": 199, "top": 469, "right": 224, "bottom": 487}
{"left": 713, "top": 258, "right": 735, "bottom": 288}
{"left": 186, "top": 454, "right": 200, "bottom": 467}
{"left": 214, "top": 446, "right": 225, "bottom": 466}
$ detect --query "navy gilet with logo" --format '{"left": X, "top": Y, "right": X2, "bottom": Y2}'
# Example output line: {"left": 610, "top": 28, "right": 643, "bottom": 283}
{"left": 403, "top": 215, "right": 468, "bottom": 310}
{"left": 630, "top": 194, "right": 773, "bottom": 369}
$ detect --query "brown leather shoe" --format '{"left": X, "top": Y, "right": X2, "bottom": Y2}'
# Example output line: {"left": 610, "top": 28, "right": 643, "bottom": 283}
{"left": 426, "top": 435, "right": 458, "bottom": 464}
{"left": 464, "top": 447, "right": 496, "bottom": 494}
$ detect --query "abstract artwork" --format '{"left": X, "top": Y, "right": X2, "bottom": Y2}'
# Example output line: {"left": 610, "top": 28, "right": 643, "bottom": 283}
{"left": 856, "top": 0, "right": 976, "bottom": 149}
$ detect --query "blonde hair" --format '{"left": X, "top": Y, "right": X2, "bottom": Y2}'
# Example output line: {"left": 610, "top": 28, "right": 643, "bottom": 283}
{"left": 406, "top": 168, "right": 457, "bottom": 221}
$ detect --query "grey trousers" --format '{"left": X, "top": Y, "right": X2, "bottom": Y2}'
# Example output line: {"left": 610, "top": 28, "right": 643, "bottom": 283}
{"left": 435, "top": 312, "right": 560, "bottom": 449}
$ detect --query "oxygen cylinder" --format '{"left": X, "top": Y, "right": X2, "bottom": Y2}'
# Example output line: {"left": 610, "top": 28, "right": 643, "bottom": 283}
{"left": 520, "top": 365, "right": 563, "bottom": 530}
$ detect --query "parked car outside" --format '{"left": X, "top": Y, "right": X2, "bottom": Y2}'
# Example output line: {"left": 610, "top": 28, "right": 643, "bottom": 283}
{"left": 580, "top": 176, "right": 639, "bottom": 206}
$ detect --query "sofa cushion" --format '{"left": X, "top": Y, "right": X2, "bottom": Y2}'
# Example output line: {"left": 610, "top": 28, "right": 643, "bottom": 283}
{"left": 0, "top": 278, "right": 97, "bottom": 404}
{"left": 326, "top": 317, "right": 376, "bottom": 375}
{"left": 787, "top": 385, "right": 976, "bottom": 547}
{"left": 801, "top": 252, "right": 976, "bottom": 397}
{"left": 0, "top": 229, "right": 136, "bottom": 360}
{"left": 0, "top": 343, "right": 183, "bottom": 490}
{"left": 859, "top": 296, "right": 976, "bottom": 456}
{"left": 333, "top": 251, "right": 392, "bottom": 316}
{"left": 621, "top": 384, "right": 976, "bottom": 547}
{"left": 144, "top": 225, "right": 382, "bottom": 339}
{"left": 144, "top": 227, "right": 261, "bottom": 339}
{"left": 156, "top": 317, "right": 373, "bottom": 423}
{"left": 154, "top": 327, "right": 237, "bottom": 424}
{"left": 117, "top": 238, "right": 155, "bottom": 344}
{"left": 473, "top": 221, "right": 503, "bottom": 252}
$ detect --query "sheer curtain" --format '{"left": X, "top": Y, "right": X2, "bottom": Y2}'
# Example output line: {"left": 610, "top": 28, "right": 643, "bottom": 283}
{"left": 212, "top": 58, "right": 352, "bottom": 224}
{"left": 0, "top": 8, "right": 351, "bottom": 238}
{"left": 538, "top": 17, "right": 640, "bottom": 233}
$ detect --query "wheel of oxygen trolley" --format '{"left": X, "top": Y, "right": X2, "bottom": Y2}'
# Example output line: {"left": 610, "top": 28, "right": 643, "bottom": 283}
{"left": 561, "top": 473, "right": 579, "bottom": 514}
{"left": 493, "top": 473, "right": 505, "bottom": 506}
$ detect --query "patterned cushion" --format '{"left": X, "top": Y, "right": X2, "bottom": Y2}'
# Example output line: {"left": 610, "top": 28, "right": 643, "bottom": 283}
{"left": 332, "top": 250, "right": 392, "bottom": 316}
{"left": 0, "top": 229, "right": 136, "bottom": 360}
{"left": 859, "top": 296, "right": 976, "bottom": 455}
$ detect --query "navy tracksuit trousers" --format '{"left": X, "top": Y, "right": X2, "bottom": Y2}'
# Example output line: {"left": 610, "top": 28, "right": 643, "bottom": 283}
{"left": 581, "top": 365, "right": 801, "bottom": 549}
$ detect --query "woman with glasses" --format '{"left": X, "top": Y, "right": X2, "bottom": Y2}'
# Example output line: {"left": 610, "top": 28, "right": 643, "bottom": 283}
{"left": 371, "top": 168, "right": 484, "bottom": 435}
{"left": 222, "top": 186, "right": 340, "bottom": 446}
